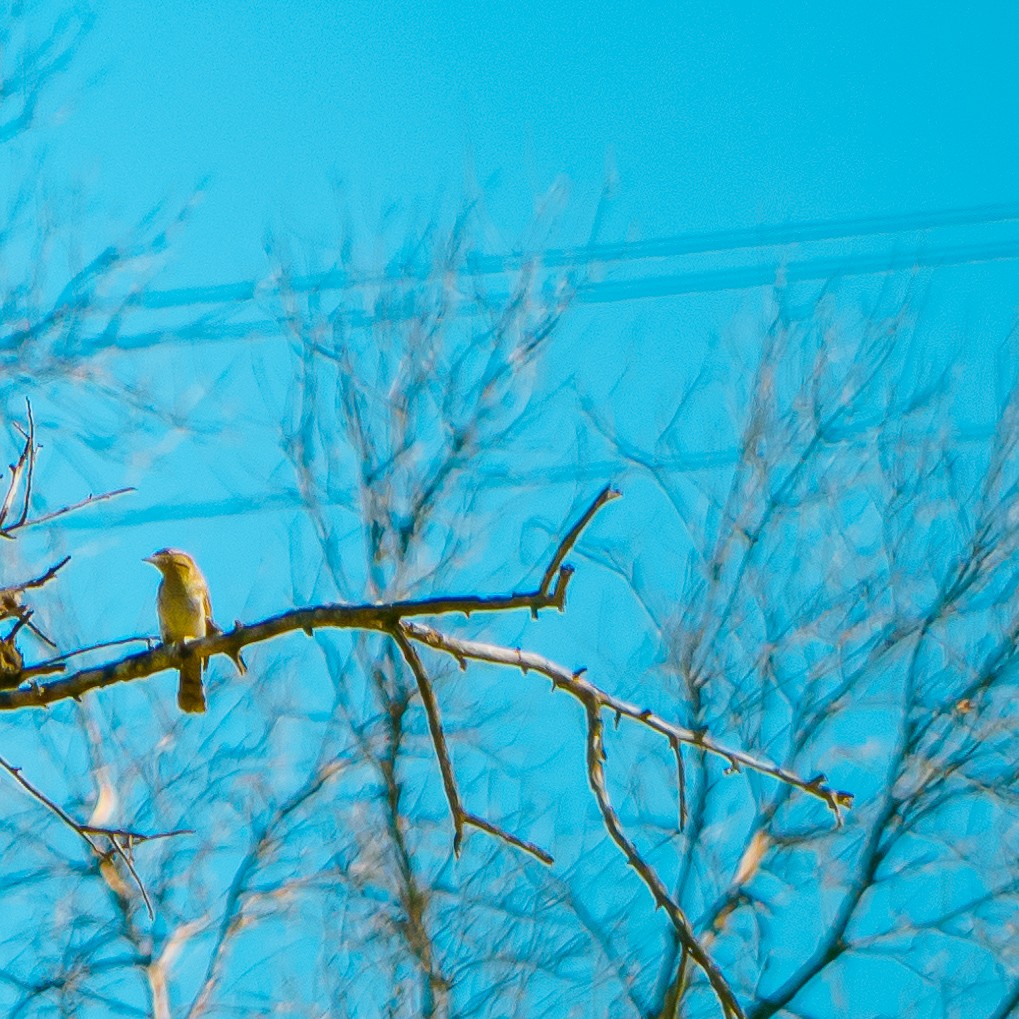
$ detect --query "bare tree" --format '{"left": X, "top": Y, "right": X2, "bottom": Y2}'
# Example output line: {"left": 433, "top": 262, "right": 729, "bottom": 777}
{"left": 582, "top": 293, "right": 1019, "bottom": 1017}
{"left": 0, "top": 203, "right": 866, "bottom": 1019}
{"left": 2, "top": 7, "right": 1015, "bottom": 1018}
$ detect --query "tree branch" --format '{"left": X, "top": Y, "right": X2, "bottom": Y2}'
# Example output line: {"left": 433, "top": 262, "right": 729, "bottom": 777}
{"left": 2, "top": 485, "right": 620, "bottom": 710}
{"left": 390, "top": 624, "right": 554, "bottom": 865}
{"left": 582, "top": 697, "right": 745, "bottom": 1019}
{"left": 402, "top": 623, "right": 853, "bottom": 821}
{"left": 0, "top": 753, "right": 190, "bottom": 919}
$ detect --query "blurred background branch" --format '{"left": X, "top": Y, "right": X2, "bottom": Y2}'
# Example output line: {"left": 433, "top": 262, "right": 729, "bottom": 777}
{"left": 0, "top": 3, "right": 1016, "bottom": 1018}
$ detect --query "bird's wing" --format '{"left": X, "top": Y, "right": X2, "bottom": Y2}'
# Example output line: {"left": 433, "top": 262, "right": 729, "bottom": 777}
{"left": 203, "top": 588, "right": 225, "bottom": 636}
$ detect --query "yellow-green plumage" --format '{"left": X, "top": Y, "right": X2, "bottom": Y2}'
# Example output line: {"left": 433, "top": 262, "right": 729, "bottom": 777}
{"left": 146, "top": 548, "right": 213, "bottom": 714}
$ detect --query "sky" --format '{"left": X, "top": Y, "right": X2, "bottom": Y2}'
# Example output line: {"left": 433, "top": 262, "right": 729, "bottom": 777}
{"left": 40, "top": 0, "right": 1019, "bottom": 460}
{"left": 46, "top": 1, "right": 1019, "bottom": 285}
{"left": 27, "top": 0, "right": 1018, "bottom": 533}
{"left": 6, "top": 1, "right": 1019, "bottom": 1014}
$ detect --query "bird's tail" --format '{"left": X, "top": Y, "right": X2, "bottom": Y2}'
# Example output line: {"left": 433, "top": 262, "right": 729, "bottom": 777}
{"left": 177, "top": 657, "right": 206, "bottom": 714}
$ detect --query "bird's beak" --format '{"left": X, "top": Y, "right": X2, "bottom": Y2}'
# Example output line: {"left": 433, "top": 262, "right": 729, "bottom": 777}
{"left": 143, "top": 554, "right": 158, "bottom": 566}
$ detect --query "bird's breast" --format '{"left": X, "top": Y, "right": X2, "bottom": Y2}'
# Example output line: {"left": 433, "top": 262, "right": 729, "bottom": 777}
{"left": 156, "top": 581, "right": 208, "bottom": 642}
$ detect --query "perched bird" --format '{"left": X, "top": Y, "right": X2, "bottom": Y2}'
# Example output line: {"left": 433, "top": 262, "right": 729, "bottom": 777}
{"left": 144, "top": 548, "right": 240, "bottom": 713}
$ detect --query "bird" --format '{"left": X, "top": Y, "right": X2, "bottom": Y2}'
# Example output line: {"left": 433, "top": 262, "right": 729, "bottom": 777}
{"left": 144, "top": 548, "right": 244, "bottom": 713}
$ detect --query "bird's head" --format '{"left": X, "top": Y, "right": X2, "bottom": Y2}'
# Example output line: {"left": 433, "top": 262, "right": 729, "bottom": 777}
{"left": 144, "top": 548, "right": 199, "bottom": 580}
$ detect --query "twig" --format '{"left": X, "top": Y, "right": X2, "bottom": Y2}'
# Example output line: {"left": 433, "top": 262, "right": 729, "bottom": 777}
{"left": 0, "top": 405, "right": 132, "bottom": 539}
{"left": 0, "top": 752, "right": 101, "bottom": 853}
{"left": 539, "top": 485, "right": 621, "bottom": 597}
{"left": 390, "top": 624, "right": 553, "bottom": 865}
{"left": 21, "top": 614, "right": 58, "bottom": 649}
{"left": 582, "top": 700, "right": 744, "bottom": 1019}
{"left": 13, "top": 400, "right": 35, "bottom": 529}
{"left": 0, "top": 557, "right": 71, "bottom": 654}
{"left": 0, "top": 556, "right": 71, "bottom": 612}
{"left": 461, "top": 810, "right": 554, "bottom": 865}
{"left": 22, "top": 633, "right": 152, "bottom": 678}
{"left": 0, "top": 753, "right": 190, "bottom": 919}
{"left": 15, "top": 555, "right": 71, "bottom": 591}
{"left": 390, "top": 627, "right": 466, "bottom": 849}
{"left": 78, "top": 824, "right": 194, "bottom": 847}
{"left": 21, "top": 486, "right": 134, "bottom": 530}
{"left": 671, "top": 736, "right": 688, "bottom": 832}
{"left": 0, "top": 400, "right": 34, "bottom": 534}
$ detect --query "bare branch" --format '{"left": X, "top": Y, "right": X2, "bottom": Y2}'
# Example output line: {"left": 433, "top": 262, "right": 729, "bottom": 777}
{"left": 0, "top": 556, "right": 71, "bottom": 608}
{"left": 0, "top": 405, "right": 133, "bottom": 540}
{"left": 538, "top": 485, "right": 621, "bottom": 598}
{"left": 1, "top": 485, "right": 622, "bottom": 709}
{"left": 403, "top": 622, "right": 853, "bottom": 820}
{"left": 19, "top": 486, "right": 135, "bottom": 531}
{"left": 0, "top": 753, "right": 189, "bottom": 919}
{"left": 0, "top": 400, "right": 35, "bottom": 534}
{"left": 390, "top": 624, "right": 554, "bottom": 865}
{"left": 582, "top": 700, "right": 745, "bottom": 1019}
{"left": 22, "top": 633, "right": 153, "bottom": 678}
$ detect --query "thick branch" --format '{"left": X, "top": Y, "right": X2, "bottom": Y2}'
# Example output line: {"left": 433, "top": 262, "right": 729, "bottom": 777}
{"left": 0, "top": 603, "right": 387, "bottom": 709}
{"left": 0, "top": 599, "right": 560, "bottom": 710}
{"left": 3, "top": 485, "right": 619, "bottom": 710}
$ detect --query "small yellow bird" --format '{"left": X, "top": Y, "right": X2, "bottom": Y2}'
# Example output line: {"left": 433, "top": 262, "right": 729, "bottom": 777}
{"left": 144, "top": 548, "right": 221, "bottom": 713}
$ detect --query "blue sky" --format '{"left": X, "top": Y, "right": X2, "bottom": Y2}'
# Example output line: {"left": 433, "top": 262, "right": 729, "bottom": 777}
{"left": 37, "top": 0, "right": 1019, "bottom": 482}
{"left": 46, "top": 1, "right": 1019, "bottom": 288}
